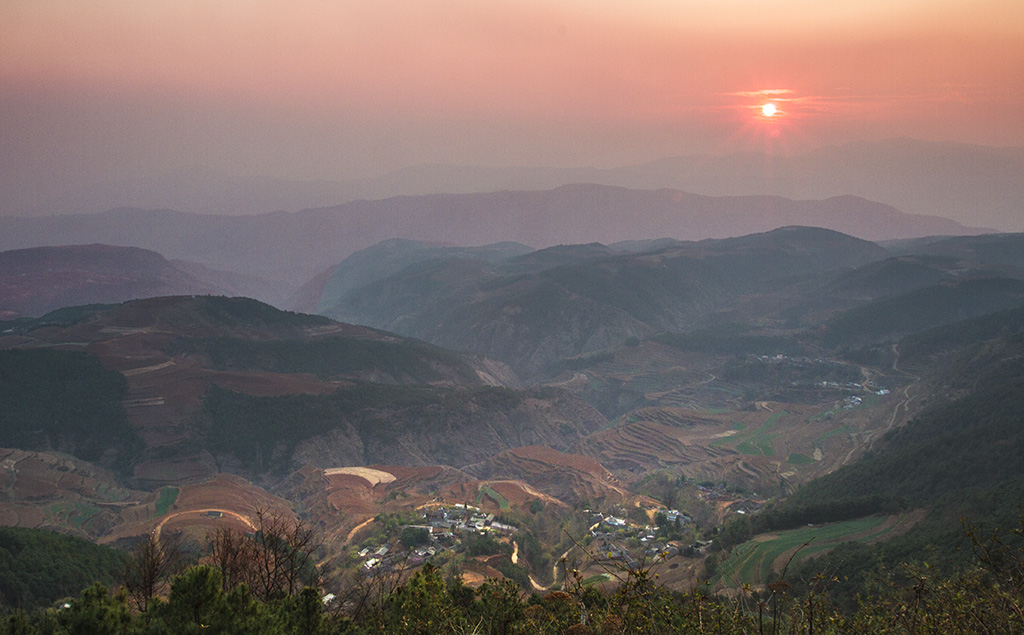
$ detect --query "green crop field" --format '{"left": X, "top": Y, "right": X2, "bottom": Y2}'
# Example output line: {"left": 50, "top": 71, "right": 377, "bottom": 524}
{"left": 813, "top": 424, "right": 855, "bottom": 444}
{"left": 711, "top": 410, "right": 787, "bottom": 454}
{"left": 479, "top": 484, "right": 509, "bottom": 510}
{"left": 787, "top": 453, "right": 814, "bottom": 465}
{"left": 714, "top": 515, "right": 893, "bottom": 587}
{"left": 155, "top": 486, "right": 179, "bottom": 516}
{"left": 46, "top": 502, "right": 102, "bottom": 531}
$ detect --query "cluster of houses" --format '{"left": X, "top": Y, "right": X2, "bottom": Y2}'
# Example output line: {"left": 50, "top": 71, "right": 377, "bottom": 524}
{"left": 584, "top": 508, "right": 702, "bottom": 567}
{"left": 695, "top": 484, "right": 765, "bottom": 517}
{"left": 821, "top": 379, "right": 890, "bottom": 397}
{"left": 753, "top": 354, "right": 853, "bottom": 371}
{"left": 422, "top": 504, "right": 518, "bottom": 535}
{"left": 819, "top": 380, "right": 863, "bottom": 390}
{"left": 357, "top": 544, "right": 395, "bottom": 574}
{"left": 357, "top": 504, "right": 518, "bottom": 575}
{"left": 726, "top": 500, "right": 763, "bottom": 515}
{"left": 590, "top": 528, "right": 694, "bottom": 568}
{"left": 696, "top": 482, "right": 733, "bottom": 501}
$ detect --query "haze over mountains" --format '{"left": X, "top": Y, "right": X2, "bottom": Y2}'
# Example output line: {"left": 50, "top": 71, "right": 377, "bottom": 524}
{"left": 0, "top": 244, "right": 274, "bottom": 319}
{"left": 0, "top": 185, "right": 987, "bottom": 300}
{"left": 4, "top": 0, "right": 1024, "bottom": 623}
{"left": 0, "top": 127, "right": 1021, "bottom": 614}
{"left": 4, "top": 139, "right": 1021, "bottom": 233}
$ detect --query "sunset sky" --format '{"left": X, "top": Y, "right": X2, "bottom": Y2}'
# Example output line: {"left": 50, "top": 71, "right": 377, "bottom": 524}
{"left": 2, "top": 0, "right": 1023, "bottom": 199}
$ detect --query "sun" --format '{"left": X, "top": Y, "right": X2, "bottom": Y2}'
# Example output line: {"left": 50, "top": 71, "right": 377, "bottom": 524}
{"left": 761, "top": 102, "right": 778, "bottom": 117}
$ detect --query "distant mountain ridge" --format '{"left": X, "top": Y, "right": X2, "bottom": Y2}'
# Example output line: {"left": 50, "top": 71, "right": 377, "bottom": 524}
{"left": 0, "top": 185, "right": 987, "bottom": 299}
{"left": 7, "top": 139, "right": 1021, "bottom": 232}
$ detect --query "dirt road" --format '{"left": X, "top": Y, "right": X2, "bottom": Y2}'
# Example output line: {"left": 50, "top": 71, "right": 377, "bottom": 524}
{"left": 153, "top": 508, "right": 255, "bottom": 542}
{"left": 345, "top": 517, "right": 376, "bottom": 544}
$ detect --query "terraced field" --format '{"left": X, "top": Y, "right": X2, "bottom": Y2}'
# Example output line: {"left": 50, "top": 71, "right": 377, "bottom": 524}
{"left": 581, "top": 419, "right": 732, "bottom": 473}
{"left": 656, "top": 385, "right": 743, "bottom": 410}
{"left": 710, "top": 411, "right": 786, "bottom": 456}
{"left": 466, "top": 446, "right": 630, "bottom": 505}
{"left": 712, "top": 513, "right": 914, "bottom": 589}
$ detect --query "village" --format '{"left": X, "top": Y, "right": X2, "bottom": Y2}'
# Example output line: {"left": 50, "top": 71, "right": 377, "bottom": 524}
{"left": 350, "top": 482, "right": 768, "bottom": 588}
{"left": 583, "top": 507, "right": 701, "bottom": 569}
{"left": 354, "top": 503, "right": 518, "bottom": 576}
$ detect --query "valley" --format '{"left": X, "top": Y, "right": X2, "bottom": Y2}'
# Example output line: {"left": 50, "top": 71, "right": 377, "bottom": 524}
{"left": 0, "top": 225, "right": 1022, "bottom": 611}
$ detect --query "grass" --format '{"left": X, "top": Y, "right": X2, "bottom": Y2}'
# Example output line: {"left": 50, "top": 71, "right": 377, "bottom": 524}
{"left": 68, "top": 503, "right": 101, "bottom": 530}
{"left": 155, "top": 486, "right": 179, "bottom": 516}
{"left": 479, "top": 484, "right": 510, "bottom": 510}
{"left": 811, "top": 408, "right": 838, "bottom": 421}
{"left": 712, "top": 410, "right": 787, "bottom": 453}
{"left": 736, "top": 441, "right": 761, "bottom": 456}
{"left": 787, "top": 453, "right": 815, "bottom": 465}
{"left": 95, "top": 483, "right": 130, "bottom": 502}
{"left": 813, "top": 424, "right": 855, "bottom": 444}
{"left": 581, "top": 573, "right": 610, "bottom": 585}
{"left": 714, "top": 515, "right": 889, "bottom": 587}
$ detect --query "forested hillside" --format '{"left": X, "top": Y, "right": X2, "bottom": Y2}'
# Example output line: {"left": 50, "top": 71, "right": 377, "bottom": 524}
{"left": 0, "top": 527, "right": 126, "bottom": 609}
{"left": 0, "top": 349, "right": 140, "bottom": 471}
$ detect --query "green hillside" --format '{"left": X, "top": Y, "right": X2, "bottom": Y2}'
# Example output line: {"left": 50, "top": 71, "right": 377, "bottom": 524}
{"left": 823, "top": 277, "right": 1024, "bottom": 347}
{"left": 324, "top": 227, "right": 890, "bottom": 378}
{"left": 198, "top": 383, "right": 596, "bottom": 473}
{"left": 174, "top": 334, "right": 481, "bottom": 384}
{"left": 0, "top": 526, "right": 127, "bottom": 609}
{"left": 0, "top": 349, "right": 141, "bottom": 471}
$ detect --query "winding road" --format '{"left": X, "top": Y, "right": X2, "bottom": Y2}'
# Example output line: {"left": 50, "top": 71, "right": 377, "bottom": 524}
{"left": 839, "top": 342, "right": 921, "bottom": 467}
{"left": 153, "top": 508, "right": 255, "bottom": 542}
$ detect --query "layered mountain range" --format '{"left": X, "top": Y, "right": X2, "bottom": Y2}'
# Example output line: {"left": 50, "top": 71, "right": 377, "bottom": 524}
{"left": 298, "top": 229, "right": 1024, "bottom": 378}
{"left": 7, "top": 139, "right": 1022, "bottom": 232}
{"left": 1, "top": 184, "right": 1023, "bottom": 601}
{"left": 0, "top": 185, "right": 987, "bottom": 296}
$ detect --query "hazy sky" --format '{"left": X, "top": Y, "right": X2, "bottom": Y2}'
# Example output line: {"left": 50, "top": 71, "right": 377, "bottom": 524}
{"left": 2, "top": 0, "right": 1023, "bottom": 196}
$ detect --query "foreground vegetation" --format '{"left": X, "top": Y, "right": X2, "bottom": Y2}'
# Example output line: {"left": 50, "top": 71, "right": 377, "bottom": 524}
{"left": 2, "top": 532, "right": 1022, "bottom": 634}
{"left": 1, "top": 507, "right": 1021, "bottom": 634}
{"left": 0, "top": 527, "right": 126, "bottom": 610}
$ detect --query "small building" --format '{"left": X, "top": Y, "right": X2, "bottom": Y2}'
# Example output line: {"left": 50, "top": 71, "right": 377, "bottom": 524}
{"left": 603, "top": 516, "right": 626, "bottom": 528}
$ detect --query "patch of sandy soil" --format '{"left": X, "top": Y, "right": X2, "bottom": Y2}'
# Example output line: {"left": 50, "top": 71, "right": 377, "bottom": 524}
{"left": 487, "top": 480, "right": 568, "bottom": 508}
{"left": 324, "top": 467, "right": 396, "bottom": 486}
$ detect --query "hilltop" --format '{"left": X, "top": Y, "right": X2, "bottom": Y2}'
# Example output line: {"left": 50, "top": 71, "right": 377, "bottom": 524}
{"left": 0, "top": 244, "right": 274, "bottom": 319}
